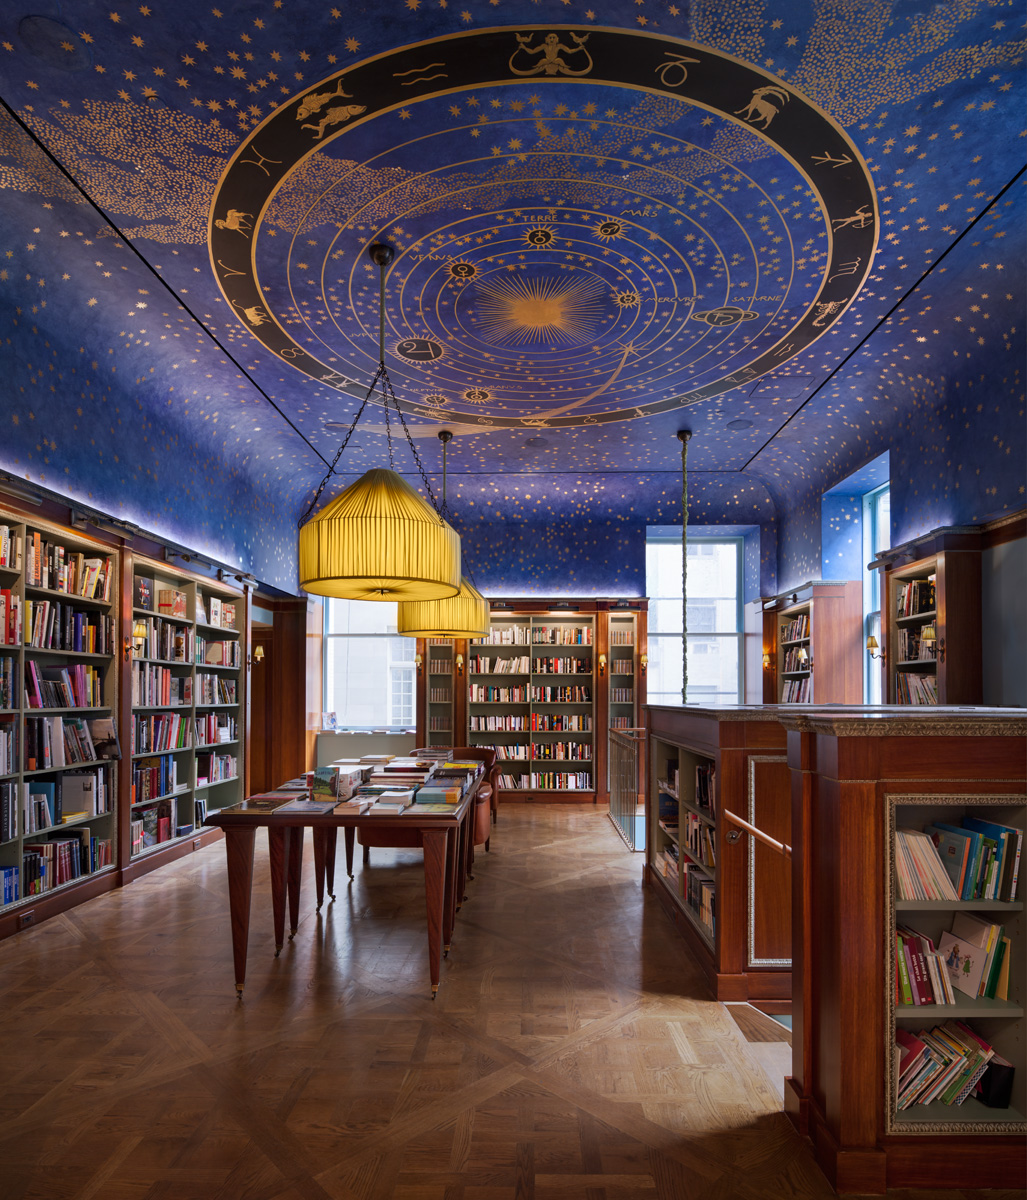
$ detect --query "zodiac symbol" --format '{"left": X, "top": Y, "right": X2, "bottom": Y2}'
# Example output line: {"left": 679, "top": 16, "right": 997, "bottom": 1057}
{"left": 278, "top": 346, "right": 302, "bottom": 359}
{"left": 811, "top": 151, "right": 853, "bottom": 169}
{"left": 394, "top": 62, "right": 448, "bottom": 87}
{"left": 396, "top": 339, "right": 445, "bottom": 362}
{"left": 522, "top": 419, "right": 551, "bottom": 427}
{"left": 320, "top": 372, "right": 348, "bottom": 389}
{"left": 216, "top": 260, "right": 246, "bottom": 279}
{"left": 232, "top": 300, "right": 270, "bottom": 328}
{"left": 832, "top": 207, "right": 873, "bottom": 232}
{"left": 238, "top": 148, "right": 282, "bottom": 178}
{"left": 690, "top": 306, "right": 759, "bottom": 327}
{"left": 812, "top": 300, "right": 848, "bottom": 327}
{"left": 509, "top": 32, "right": 593, "bottom": 77}
{"left": 296, "top": 81, "right": 353, "bottom": 120}
{"left": 828, "top": 257, "right": 862, "bottom": 282}
{"left": 772, "top": 342, "right": 796, "bottom": 358}
{"left": 464, "top": 388, "right": 491, "bottom": 403}
{"left": 656, "top": 53, "right": 700, "bottom": 89}
{"left": 302, "top": 104, "right": 367, "bottom": 140}
{"left": 735, "top": 86, "right": 790, "bottom": 130}
{"left": 214, "top": 209, "right": 253, "bottom": 236}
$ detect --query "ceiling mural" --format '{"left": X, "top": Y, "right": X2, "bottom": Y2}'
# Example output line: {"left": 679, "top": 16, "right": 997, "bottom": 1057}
{"left": 0, "top": 1, "right": 1023, "bottom": 592}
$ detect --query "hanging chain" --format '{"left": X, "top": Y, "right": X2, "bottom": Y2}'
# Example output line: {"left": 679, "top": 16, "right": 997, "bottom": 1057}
{"left": 298, "top": 243, "right": 447, "bottom": 527}
{"left": 681, "top": 429, "right": 691, "bottom": 700}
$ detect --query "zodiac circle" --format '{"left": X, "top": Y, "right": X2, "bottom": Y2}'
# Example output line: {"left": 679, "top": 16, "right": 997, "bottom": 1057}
{"left": 509, "top": 32, "right": 593, "bottom": 77}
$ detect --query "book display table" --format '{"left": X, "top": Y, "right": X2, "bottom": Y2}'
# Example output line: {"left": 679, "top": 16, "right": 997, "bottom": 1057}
{"left": 205, "top": 790, "right": 474, "bottom": 998}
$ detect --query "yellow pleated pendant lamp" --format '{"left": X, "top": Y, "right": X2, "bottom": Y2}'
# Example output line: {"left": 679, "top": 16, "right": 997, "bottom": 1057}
{"left": 299, "top": 467, "right": 461, "bottom": 601}
{"left": 397, "top": 574, "right": 490, "bottom": 636}
{"left": 397, "top": 431, "right": 490, "bottom": 636}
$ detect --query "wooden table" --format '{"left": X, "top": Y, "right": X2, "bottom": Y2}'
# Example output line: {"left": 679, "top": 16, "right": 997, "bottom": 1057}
{"left": 205, "top": 793, "right": 474, "bottom": 999}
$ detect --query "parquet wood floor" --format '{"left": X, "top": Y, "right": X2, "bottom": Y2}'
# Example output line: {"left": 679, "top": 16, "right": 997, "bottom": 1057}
{"left": 0, "top": 806, "right": 1023, "bottom": 1200}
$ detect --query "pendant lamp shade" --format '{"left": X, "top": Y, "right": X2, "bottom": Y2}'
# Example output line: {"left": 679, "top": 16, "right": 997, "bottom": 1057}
{"left": 299, "top": 467, "right": 461, "bottom": 601}
{"left": 397, "top": 575, "right": 491, "bottom": 638}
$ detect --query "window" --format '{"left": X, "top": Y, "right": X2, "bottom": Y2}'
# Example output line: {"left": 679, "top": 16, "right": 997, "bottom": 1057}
{"left": 645, "top": 535, "right": 743, "bottom": 705}
{"left": 862, "top": 484, "right": 891, "bottom": 703}
{"left": 323, "top": 600, "right": 417, "bottom": 730}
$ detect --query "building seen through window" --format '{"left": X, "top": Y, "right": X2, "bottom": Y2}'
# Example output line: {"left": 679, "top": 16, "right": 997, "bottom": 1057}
{"left": 323, "top": 600, "right": 416, "bottom": 730}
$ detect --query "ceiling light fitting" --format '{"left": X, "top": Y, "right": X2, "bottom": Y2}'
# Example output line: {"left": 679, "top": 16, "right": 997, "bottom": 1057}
{"left": 397, "top": 430, "right": 491, "bottom": 637}
{"left": 298, "top": 243, "right": 460, "bottom": 602}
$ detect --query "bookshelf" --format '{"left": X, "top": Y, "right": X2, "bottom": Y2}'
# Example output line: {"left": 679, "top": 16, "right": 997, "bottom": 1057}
{"left": 127, "top": 557, "right": 245, "bottom": 870}
{"left": 646, "top": 706, "right": 791, "bottom": 1001}
{"left": 467, "top": 609, "right": 595, "bottom": 799}
{"left": 887, "top": 794, "right": 1024, "bottom": 1134}
{"left": 763, "top": 581, "right": 862, "bottom": 704}
{"left": 781, "top": 708, "right": 1025, "bottom": 1194}
{"left": 0, "top": 512, "right": 119, "bottom": 920}
{"left": 881, "top": 537, "right": 982, "bottom": 705}
{"left": 424, "top": 637, "right": 455, "bottom": 749}
{"left": 607, "top": 610, "right": 639, "bottom": 732}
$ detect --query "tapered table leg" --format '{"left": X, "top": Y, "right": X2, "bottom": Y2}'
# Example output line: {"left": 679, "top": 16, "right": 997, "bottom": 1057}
{"left": 344, "top": 826, "right": 355, "bottom": 879}
{"left": 313, "top": 827, "right": 326, "bottom": 911}
{"left": 442, "top": 825, "right": 457, "bottom": 957}
{"left": 421, "top": 828, "right": 447, "bottom": 998}
{"left": 224, "top": 826, "right": 256, "bottom": 996}
{"left": 268, "top": 825, "right": 289, "bottom": 955}
{"left": 325, "top": 828, "right": 338, "bottom": 896}
{"left": 287, "top": 824, "right": 304, "bottom": 938}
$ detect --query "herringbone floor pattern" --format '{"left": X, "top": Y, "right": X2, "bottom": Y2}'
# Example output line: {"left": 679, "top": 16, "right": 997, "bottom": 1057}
{"left": 0, "top": 806, "right": 1021, "bottom": 1199}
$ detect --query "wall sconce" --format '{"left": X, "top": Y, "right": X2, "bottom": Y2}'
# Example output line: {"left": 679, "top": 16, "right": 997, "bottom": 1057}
{"left": 414, "top": 653, "right": 423, "bottom": 676}
{"left": 253, "top": 645, "right": 265, "bottom": 663}
{"left": 920, "top": 625, "right": 943, "bottom": 661}
{"left": 797, "top": 646, "right": 812, "bottom": 670}
{"left": 598, "top": 652, "right": 607, "bottom": 677}
{"left": 866, "top": 635, "right": 884, "bottom": 661}
{"left": 762, "top": 651, "right": 771, "bottom": 670}
{"left": 126, "top": 619, "right": 148, "bottom": 660}
{"left": 455, "top": 652, "right": 464, "bottom": 676}
{"left": 640, "top": 653, "right": 648, "bottom": 675}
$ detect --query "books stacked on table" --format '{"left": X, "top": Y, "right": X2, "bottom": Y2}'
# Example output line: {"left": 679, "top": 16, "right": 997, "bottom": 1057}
{"left": 365, "top": 789, "right": 415, "bottom": 814}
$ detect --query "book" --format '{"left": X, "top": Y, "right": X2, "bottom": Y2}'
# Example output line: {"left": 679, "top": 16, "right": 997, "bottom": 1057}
{"left": 157, "top": 589, "right": 187, "bottom": 618}
{"left": 310, "top": 766, "right": 339, "bottom": 800}
{"left": 274, "top": 798, "right": 336, "bottom": 814}
{"left": 221, "top": 795, "right": 289, "bottom": 813}
{"left": 133, "top": 577, "right": 153, "bottom": 611}
{"left": 926, "top": 824, "right": 973, "bottom": 897}
{"left": 949, "top": 912, "right": 1003, "bottom": 997}
{"left": 937, "top": 931, "right": 988, "bottom": 998}
{"left": 88, "top": 717, "right": 121, "bottom": 760}
{"left": 962, "top": 815, "right": 1023, "bottom": 902}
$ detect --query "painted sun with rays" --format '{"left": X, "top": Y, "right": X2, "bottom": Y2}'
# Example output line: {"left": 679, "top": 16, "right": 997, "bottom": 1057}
{"left": 472, "top": 274, "right": 607, "bottom": 347}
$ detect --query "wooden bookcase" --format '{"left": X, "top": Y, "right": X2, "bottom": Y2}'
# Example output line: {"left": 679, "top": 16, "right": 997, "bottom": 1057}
{"left": 124, "top": 555, "right": 246, "bottom": 877}
{"left": 0, "top": 510, "right": 120, "bottom": 923}
{"left": 782, "top": 708, "right": 1025, "bottom": 1194}
{"left": 423, "top": 637, "right": 455, "bottom": 749}
{"left": 645, "top": 705, "right": 791, "bottom": 1001}
{"left": 761, "top": 581, "right": 863, "bottom": 704}
{"left": 880, "top": 535, "right": 982, "bottom": 705}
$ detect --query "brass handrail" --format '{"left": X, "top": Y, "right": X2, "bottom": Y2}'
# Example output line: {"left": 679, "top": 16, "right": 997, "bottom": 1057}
{"left": 723, "top": 809, "right": 792, "bottom": 859}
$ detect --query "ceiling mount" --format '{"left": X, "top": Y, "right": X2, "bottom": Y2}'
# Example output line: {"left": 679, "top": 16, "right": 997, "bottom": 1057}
{"left": 367, "top": 243, "right": 394, "bottom": 267}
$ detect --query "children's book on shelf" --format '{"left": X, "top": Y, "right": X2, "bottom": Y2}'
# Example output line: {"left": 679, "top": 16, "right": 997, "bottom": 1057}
{"left": 937, "top": 931, "right": 988, "bottom": 999}
{"left": 134, "top": 577, "right": 153, "bottom": 611}
{"left": 208, "top": 596, "right": 222, "bottom": 627}
{"left": 221, "top": 601, "right": 236, "bottom": 630}
{"left": 157, "top": 589, "right": 187, "bottom": 618}
{"left": 195, "top": 594, "right": 206, "bottom": 624}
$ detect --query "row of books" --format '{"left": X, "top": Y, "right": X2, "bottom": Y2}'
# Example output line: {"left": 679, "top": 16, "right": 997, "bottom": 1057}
{"left": 134, "top": 617, "right": 194, "bottom": 663}
{"left": 131, "top": 712, "right": 191, "bottom": 753}
{"left": 610, "top": 661, "right": 633, "bottom": 674}
{"left": 780, "top": 613, "right": 810, "bottom": 643}
{"left": 782, "top": 677, "right": 811, "bottom": 702}
{"left": 196, "top": 673, "right": 236, "bottom": 705}
{"left": 897, "top": 912, "right": 1010, "bottom": 1008}
{"left": 0, "top": 719, "right": 15, "bottom": 774}
{"left": 195, "top": 712, "right": 236, "bottom": 746}
{"left": 531, "top": 742, "right": 591, "bottom": 761}
{"left": 610, "top": 716, "right": 633, "bottom": 728}
{"left": 195, "top": 638, "right": 241, "bottom": 667}
{"left": 895, "top": 671, "right": 938, "bottom": 705}
{"left": 611, "top": 687, "right": 633, "bottom": 703}
{"left": 469, "top": 685, "right": 528, "bottom": 701}
{"left": 1, "top": 768, "right": 110, "bottom": 840}
{"left": 533, "top": 685, "right": 592, "bottom": 702}
{"left": 530, "top": 626, "right": 592, "bottom": 644}
{"left": 694, "top": 763, "right": 716, "bottom": 815}
{"left": 896, "top": 1021, "right": 1010, "bottom": 1109}
{"left": 897, "top": 816, "right": 1022, "bottom": 902}
{"left": 0, "top": 525, "right": 22, "bottom": 569}
{"left": 25, "top": 538, "right": 112, "bottom": 601}
{"left": 428, "top": 688, "right": 451, "bottom": 702}
{"left": 530, "top": 714, "right": 592, "bottom": 731}
{"left": 895, "top": 626, "right": 936, "bottom": 662}
{"left": 132, "top": 755, "right": 183, "bottom": 805}
{"left": 472, "top": 627, "right": 530, "bottom": 645}
{"left": 492, "top": 744, "right": 529, "bottom": 760}
{"left": 497, "top": 774, "right": 528, "bottom": 789}
{"left": 683, "top": 812, "right": 717, "bottom": 869}
{"left": 782, "top": 647, "right": 810, "bottom": 673}
{"left": 22, "top": 830, "right": 112, "bottom": 895}
{"left": 610, "top": 630, "right": 634, "bottom": 645}
{"left": 0, "top": 589, "right": 22, "bottom": 646}
{"left": 25, "top": 661, "right": 104, "bottom": 709}
{"left": 24, "top": 602, "right": 115, "bottom": 654}
{"left": 470, "top": 716, "right": 528, "bottom": 731}
{"left": 428, "top": 661, "right": 452, "bottom": 675}
{"left": 25, "top": 714, "right": 119, "bottom": 771}
{"left": 132, "top": 662, "right": 191, "bottom": 708}
{"left": 529, "top": 772, "right": 591, "bottom": 789}
{"left": 469, "top": 655, "right": 531, "bottom": 674}
{"left": 0, "top": 655, "right": 12, "bottom": 709}
{"left": 534, "top": 657, "right": 591, "bottom": 674}
{"left": 427, "top": 718, "right": 450, "bottom": 731}
{"left": 684, "top": 863, "right": 716, "bottom": 937}
{"left": 130, "top": 799, "right": 176, "bottom": 851}
{"left": 196, "top": 751, "right": 236, "bottom": 785}
{"left": 896, "top": 576, "right": 935, "bottom": 618}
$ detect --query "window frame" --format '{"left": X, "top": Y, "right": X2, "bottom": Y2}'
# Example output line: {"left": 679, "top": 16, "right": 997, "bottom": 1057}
{"left": 645, "top": 533, "right": 744, "bottom": 705}
{"left": 862, "top": 483, "right": 890, "bottom": 703}
{"left": 321, "top": 600, "right": 418, "bottom": 732}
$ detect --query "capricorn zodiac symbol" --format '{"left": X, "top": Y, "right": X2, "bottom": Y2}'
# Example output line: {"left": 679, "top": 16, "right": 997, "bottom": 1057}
{"left": 735, "top": 86, "right": 790, "bottom": 130}
{"left": 509, "top": 32, "right": 593, "bottom": 77}
{"left": 214, "top": 209, "right": 253, "bottom": 235}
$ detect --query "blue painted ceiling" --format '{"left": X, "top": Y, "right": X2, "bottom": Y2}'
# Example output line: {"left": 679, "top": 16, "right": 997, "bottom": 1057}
{"left": 0, "top": 1, "right": 1022, "bottom": 590}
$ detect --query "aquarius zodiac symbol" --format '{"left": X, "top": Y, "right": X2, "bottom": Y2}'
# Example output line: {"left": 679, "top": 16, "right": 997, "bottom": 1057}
{"left": 302, "top": 103, "right": 367, "bottom": 140}
{"left": 296, "top": 81, "right": 354, "bottom": 120}
{"left": 735, "top": 86, "right": 790, "bottom": 130}
{"left": 232, "top": 300, "right": 270, "bottom": 328}
{"left": 832, "top": 206, "right": 873, "bottom": 232}
{"left": 214, "top": 209, "right": 253, "bottom": 235}
{"left": 509, "top": 32, "right": 593, "bottom": 77}
{"left": 656, "top": 53, "right": 700, "bottom": 89}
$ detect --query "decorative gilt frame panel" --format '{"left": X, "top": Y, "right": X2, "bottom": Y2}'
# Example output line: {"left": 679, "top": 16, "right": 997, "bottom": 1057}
{"left": 747, "top": 754, "right": 791, "bottom": 969}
